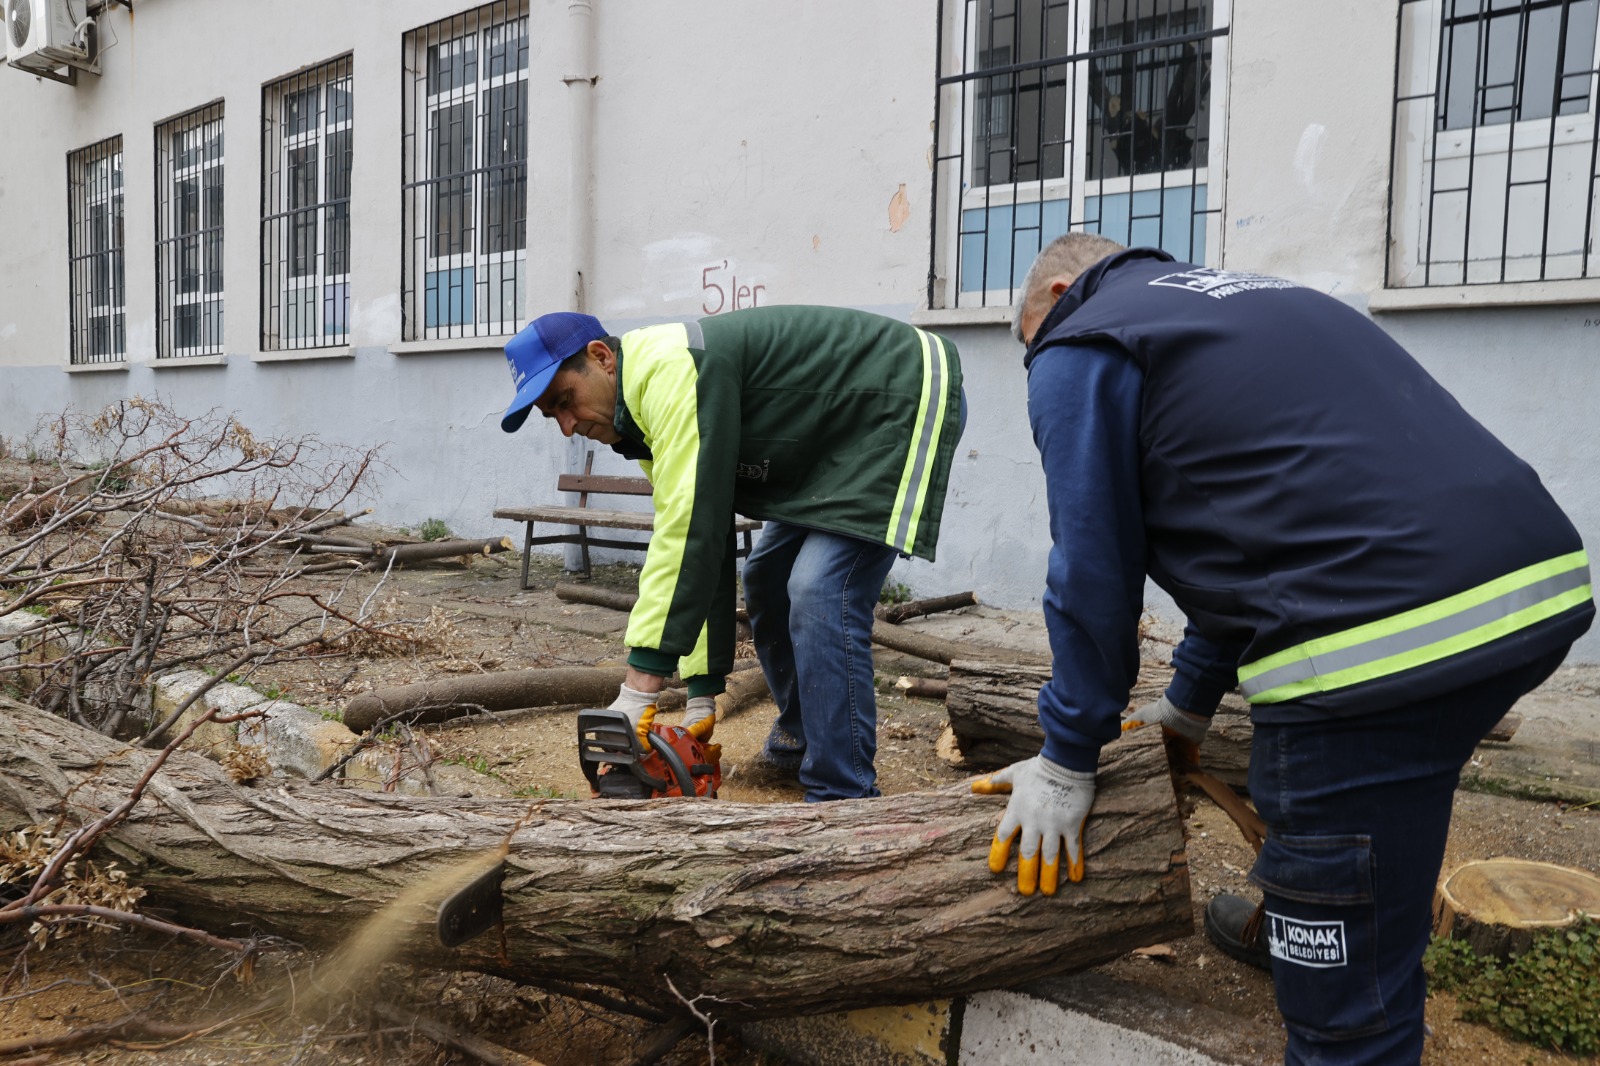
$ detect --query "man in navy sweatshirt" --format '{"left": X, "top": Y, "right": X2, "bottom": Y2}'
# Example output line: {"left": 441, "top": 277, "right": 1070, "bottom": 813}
{"left": 975, "top": 232, "right": 1592, "bottom": 1064}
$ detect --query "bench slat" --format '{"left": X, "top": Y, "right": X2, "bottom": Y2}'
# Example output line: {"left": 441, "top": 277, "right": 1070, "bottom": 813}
{"left": 556, "top": 474, "right": 653, "bottom": 496}
{"left": 494, "top": 505, "right": 761, "bottom": 534}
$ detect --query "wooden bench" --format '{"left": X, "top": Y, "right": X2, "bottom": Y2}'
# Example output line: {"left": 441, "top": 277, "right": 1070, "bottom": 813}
{"left": 495, "top": 454, "right": 762, "bottom": 588}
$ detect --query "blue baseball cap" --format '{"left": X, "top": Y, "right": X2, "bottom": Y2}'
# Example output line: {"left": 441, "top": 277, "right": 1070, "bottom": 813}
{"left": 501, "top": 311, "right": 609, "bottom": 433}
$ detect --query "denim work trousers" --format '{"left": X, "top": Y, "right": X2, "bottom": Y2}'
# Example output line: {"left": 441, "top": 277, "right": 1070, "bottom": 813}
{"left": 1247, "top": 648, "right": 1567, "bottom": 1065}
{"left": 742, "top": 521, "right": 900, "bottom": 802}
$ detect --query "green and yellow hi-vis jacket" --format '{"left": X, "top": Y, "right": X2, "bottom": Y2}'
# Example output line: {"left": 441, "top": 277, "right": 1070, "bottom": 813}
{"left": 612, "top": 306, "right": 962, "bottom": 694}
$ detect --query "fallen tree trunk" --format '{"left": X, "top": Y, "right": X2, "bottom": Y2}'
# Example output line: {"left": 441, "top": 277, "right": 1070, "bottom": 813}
{"left": 343, "top": 667, "right": 625, "bottom": 732}
{"left": 0, "top": 696, "right": 1191, "bottom": 1019}
{"left": 945, "top": 660, "right": 1253, "bottom": 786}
{"left": 875, "top": 591, "right": 978, "bottom": 625}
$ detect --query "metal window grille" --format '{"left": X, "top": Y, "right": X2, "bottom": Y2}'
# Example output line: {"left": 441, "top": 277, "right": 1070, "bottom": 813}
{"left": 930, "top": 0, "right": 1228, "bottom": 309}
{"left": 67, "top": 136, "right": 125, "bottom": 365}
{"left": 402, "top": 0, "right": 529, "bottom": 341}
{"left": 261, "top": 55, "right": 353, "bottom": 350}
{"left": 155, "top": 101, "right": 226, "bottom": 358}
{"left": 1389, "top": 0, "right": 1600, "bottom": 286}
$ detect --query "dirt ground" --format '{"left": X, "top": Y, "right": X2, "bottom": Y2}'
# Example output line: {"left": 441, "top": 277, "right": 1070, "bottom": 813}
{"left": 2, "top": 545, "right": 1598, "bottom": 1065}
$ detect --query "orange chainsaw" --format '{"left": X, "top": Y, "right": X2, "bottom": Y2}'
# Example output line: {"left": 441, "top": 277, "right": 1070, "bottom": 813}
{"left": 577, "top": 705, "right": 722, "bottom": 799}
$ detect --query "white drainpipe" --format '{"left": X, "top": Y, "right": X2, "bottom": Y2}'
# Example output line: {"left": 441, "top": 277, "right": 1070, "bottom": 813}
{"left": 564, "top": 0, "right": 596, "bottom": 313}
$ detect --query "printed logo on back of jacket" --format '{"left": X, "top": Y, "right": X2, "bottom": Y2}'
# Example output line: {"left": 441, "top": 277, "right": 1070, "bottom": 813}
{"left": 737, "top": 459, "right": 771, "bottom": 483}
{"left": 1149, "top": 267, "right": 1301, "bottom": 300}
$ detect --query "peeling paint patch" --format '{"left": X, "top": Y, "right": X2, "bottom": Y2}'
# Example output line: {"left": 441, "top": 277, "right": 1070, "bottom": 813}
{"left": 1294, "top": 124, "right": 1326, "bottom": 189}
{"left": 889, "top": 184, "right": 911, "bottom": 233}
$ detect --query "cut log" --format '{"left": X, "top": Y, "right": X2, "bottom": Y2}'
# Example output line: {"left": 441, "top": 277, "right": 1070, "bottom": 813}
{"left": 944, "top": 659, "right": 1253, "bottom": 786}
{"left": 871, "top": 623, "right": 1049, "bottom": 668}
{"left": 1433, "top": 858, "right": 1600, "bottom": 959}
{"left": 1483, "top": 713, "right": 1522, "bottom": 743}
{"left": 896, "top": 675, "right": 950, "bottom": 701}
{"left": 0, "top": 696, "right": 1191, "bottom": 1019}
{"left": 555, "top": 583, "right": 641, "bottom": 613}
{"left": 875, "top": 591, "right": 978, "bottom": 625}
{"left": 343, "top": 667, "right": 625, "bottom": 732}
{"left": 371, "top": 537, "right": 515, "bottom": 568}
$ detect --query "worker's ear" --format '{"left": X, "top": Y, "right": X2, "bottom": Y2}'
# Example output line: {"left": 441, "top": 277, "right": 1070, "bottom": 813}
{"left": 587, "top": 339, "right": 616, "bottom": 374}
{"left": 1049, "top": 275, "right": 1076, "bottom": 299}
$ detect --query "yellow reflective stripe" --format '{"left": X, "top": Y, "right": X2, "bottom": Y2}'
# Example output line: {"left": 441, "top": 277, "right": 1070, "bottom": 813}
{"left": 620, "top": 323, "right": 700, "bottom": 654}
{"left": 886, "top": 329, "right": 950, "bottom": 553}
{"left": 1238, "top": 550, "right": 1589, "bottom": 683}
{"left": 1239, "top": 550, "right": 1591, "bottom": 704}
{"left": 678, "top": 619, "right": 712, "bottom": 680}
{"left": 903, "top": 333, "right": 952, "bottom": 551}
{"left": 1249, "top": 585, "right": 1592, "bottom": 704}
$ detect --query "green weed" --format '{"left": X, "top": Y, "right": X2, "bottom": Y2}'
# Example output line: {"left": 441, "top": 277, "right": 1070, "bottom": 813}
{"left": 879, "top": 579, "right": 913, "bottom": 606}
{"left": 1424, "top": 918, "right": 1600, "bottom": 1054}
{"left": 418, "top": 518, "right": 453, "bottom": 542}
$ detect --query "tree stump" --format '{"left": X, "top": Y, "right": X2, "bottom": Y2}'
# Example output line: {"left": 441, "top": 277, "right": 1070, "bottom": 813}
{"left": 1433, "top": 858, "right": 1600, "bottom": 959}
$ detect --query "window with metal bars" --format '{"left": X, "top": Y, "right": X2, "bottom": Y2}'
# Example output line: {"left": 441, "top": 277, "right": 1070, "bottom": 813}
{"left": 931, "top": 0, "right": 1227, "bottom": 309}
{"left": 67, "top": 136, "right": 125, "bottom": 365}
{"left": 402, "top": 0, "right": 529, "bottom": 341}
{"left": 261, "top": 56, "right": 353, "bottom": 350}
{"left": 155, "top": 101, "right": 225, "bottom": 358}
{"left": 1389, "top": 0, "right": 1600, "bottom": 286}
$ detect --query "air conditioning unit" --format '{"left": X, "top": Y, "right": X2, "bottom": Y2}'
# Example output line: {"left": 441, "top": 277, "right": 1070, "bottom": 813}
{"left": 4, "top": 0, "right": 96, "bottom": 77}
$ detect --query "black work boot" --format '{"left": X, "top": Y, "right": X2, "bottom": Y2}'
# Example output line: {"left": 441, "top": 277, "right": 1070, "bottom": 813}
{"left": 1205, "top": 894, "right": 1272, "bottom": 971}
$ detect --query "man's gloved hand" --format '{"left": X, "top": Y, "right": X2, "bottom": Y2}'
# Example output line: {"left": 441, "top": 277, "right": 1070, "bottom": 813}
{"left": 1121, "top": 694, "right": 1211, "bottom": 770}
{"left": 608, "top": 684, "right": 658, "bottom": 728}
{"left": 683, "top": 696, "right": 717, "bottom": 740}
{"left": 971, "top": 756, "right": 1096, "bottom": 896}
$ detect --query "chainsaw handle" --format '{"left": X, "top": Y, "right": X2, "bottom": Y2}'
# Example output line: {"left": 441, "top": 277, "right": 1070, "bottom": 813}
{"left": 644, "top": 728, "right": 700, "bottom": 798}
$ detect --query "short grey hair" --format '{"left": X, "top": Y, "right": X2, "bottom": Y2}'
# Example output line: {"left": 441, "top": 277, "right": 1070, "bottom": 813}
{"left": 1011, "top": 232, "right": 1127, "bottom": 342}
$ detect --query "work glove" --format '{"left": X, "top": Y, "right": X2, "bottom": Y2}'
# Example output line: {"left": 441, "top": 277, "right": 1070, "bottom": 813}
{"left": 683, "top": 696, "right": 717, "bottom": 741}
{"left": 608, "top": 684, "right": 657, "bottom": 729}
{"left": 1121, "top": 694, "right": 1211, "bottom": 771}
{"left": 971, "top": 756, "right": 1096, "bottom": 896}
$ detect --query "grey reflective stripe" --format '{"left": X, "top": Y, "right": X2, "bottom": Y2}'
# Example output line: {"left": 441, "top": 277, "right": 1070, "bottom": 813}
{"left": 893, "top": 331, "right": 945, "bottom": 552}
{"left": 1239, "top": 563, "right": 1592, "bottom": 699}
{"left": 682, "top": 319, "right": 705, "bottom": 349}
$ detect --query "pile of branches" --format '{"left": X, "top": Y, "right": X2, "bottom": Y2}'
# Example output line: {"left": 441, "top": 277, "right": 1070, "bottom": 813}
{"left": 0, "top": 399, "right": 396, "bottom": 741}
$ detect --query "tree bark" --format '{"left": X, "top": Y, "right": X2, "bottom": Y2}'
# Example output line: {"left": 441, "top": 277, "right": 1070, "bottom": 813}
{"left": 343, "top": 668, "right": 626, "bottom": 732}
{"left": 0, "top": 697, "right": 1191, "bottom": 1019}
{"left": 875, "top": 591, "right": 979, "bottom": 625}
{"left": 1433, "top": 858, "right": 1600, "bottom": 959}
{"left": 944, "top": 660, "right": 1254, "bottom": 786}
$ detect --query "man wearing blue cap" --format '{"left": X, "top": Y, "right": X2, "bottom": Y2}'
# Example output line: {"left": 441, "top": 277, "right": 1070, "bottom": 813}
{"left": 501, "top": 307, "right": 963, "bottom": 802}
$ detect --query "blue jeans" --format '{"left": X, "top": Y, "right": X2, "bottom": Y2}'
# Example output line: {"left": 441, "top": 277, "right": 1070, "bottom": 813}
{"left": 1248, "top": 648, "right": 1567, "bottom": 1065}
{"left": 742, "top": 522, "right": 900, "bottom": 802}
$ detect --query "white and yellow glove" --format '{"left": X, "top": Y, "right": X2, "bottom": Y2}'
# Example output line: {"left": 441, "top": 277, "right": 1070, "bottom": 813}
{"left": 972, "top": 756, "right": 1096, "bottom": 896}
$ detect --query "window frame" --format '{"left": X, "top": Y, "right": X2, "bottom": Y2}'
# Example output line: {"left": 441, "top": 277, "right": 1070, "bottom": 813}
{"left": 402, "top": 0, "right": 530, "bottom": 342}
{"left": 929, "top": 0, "right": 1231, "bottom": 311}
{"left": 67, "top": 136, "right": 126, "bottom": 366}
{"left": 260, "top": 55, "right": 355, "bottom": 351}
{"left": 155, "top": 101, "right": 226, "bottom": 359}
{"left": 1386, "top": 0, "right": 1600, "bottom": 290}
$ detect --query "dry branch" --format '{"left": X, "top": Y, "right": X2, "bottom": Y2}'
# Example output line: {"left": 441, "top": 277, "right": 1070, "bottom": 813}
{"left": 875, "top": 591, "right": 978, "bottom": 624}
{"left": 871, "top": 622, "right": 1050, "bottom": 668}
{"left": 371, "top": 537, "right": 514, "bottom": 568}
{"left": 0, "top": 696, "right": 1191, "bottom": 1019}
{"left": 896, "top": 676, "right": 949, "bottom": 701}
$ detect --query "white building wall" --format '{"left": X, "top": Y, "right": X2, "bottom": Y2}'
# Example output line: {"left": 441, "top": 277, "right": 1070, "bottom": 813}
{"left": 0, "top": 1, "right": 1594, "bottom": 662}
